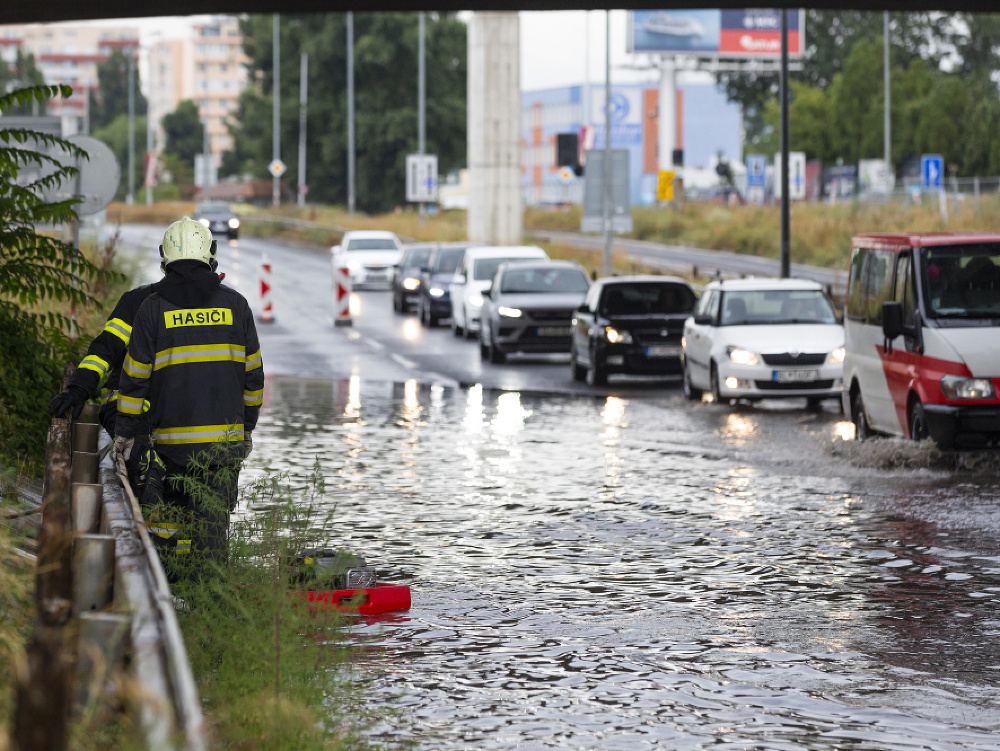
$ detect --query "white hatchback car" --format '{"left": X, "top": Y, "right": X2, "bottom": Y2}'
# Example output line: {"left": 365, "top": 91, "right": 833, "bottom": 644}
{"left": 682, "top": 278, "right": 845, "bottom": 406}
{"left": 331, "top": 230, "right": 404, "bottom": 289}
{"left": 449, "top": 245, "right": 549, "bottom": 338}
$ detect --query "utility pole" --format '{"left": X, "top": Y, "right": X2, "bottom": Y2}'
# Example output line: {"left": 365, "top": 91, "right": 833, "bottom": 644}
{"left": 272, "top": 13, "right": 281, "bottom": 207}
{"left": 347, "top": 12, "right": 356, "bottom": 215}
{"left": 127, "top": 49, "right": 135, "bottom": 205}
{"left": 602, "top": 10, "right": 612, "bottom": 277}
{"left": 298, "top": 52, "right": 307, "bottom": 207}
{"left": 779, "top": 8, "right": 790, "bottom": 279}
{"left": 884, "top": 11, "right": 891, "bottom": 197}
{"left": 146, "top": 72, "right": 153, "bottom": 205}
{"left": 418, "top": 11, "right": 426, "bottom": 224}
{"left": 203, "top": 117, "right": 211, "bottom": 200}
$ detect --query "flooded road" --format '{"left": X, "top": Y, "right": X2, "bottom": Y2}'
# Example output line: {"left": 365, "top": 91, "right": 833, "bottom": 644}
{"left": 245, "top": 375, "right": 1000, "bottom": 750}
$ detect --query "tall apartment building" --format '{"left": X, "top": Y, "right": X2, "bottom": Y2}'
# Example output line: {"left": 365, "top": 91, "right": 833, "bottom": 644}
{"left": 147, "top": 16, "right": 248, "bottom": 163}
{"left": 0, "top": 22, "right": 139, "bottom": 132}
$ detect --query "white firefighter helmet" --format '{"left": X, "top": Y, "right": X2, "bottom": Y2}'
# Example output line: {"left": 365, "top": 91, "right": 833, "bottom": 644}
{"left": 159, "top": 216, "right": 217, "bottom": 271}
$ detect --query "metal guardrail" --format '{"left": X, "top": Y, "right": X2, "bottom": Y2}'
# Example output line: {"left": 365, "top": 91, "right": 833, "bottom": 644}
{"left": 13, "top": 397, "right": 206, "bottom": 751}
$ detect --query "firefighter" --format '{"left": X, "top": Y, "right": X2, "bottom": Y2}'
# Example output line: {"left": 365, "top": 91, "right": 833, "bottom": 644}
{"left": 113, "top": 216, "right": 264, "bottom": 577}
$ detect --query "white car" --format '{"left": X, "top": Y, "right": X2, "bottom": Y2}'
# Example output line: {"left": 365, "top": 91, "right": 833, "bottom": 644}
{"left": 330, "top": 230, "right": 404, "bottom": 289}
{"left": 682, "top": 278, "right": 845, "bottom": 406}
{"left": 449, "top": 245, "right": 549, "bottom": 338}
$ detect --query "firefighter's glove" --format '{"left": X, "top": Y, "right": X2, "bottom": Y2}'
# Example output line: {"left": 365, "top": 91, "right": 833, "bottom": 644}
{"left": 112, "top": 435, "right": 135, "bottom": 466}
{"left": 244, "top": 433, "right": 253, "bottom": 461}
{"left": 48, "top": 385, "right": 89, "bottom": 420}
{"left": 138, "top": 451, "right": 166, "bottom": 508}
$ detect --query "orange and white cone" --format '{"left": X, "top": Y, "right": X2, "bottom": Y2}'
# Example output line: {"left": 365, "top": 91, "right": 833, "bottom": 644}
{"left": 259, "top": 254, "right": 275, "bottom": 324}
{"left": 334, "top": 265, "right": 352, "bottom": 327}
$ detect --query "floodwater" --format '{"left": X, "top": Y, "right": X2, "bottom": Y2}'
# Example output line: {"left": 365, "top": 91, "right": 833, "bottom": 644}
{"left": 246, "top": 374, "right": 1000, "bottom": 750}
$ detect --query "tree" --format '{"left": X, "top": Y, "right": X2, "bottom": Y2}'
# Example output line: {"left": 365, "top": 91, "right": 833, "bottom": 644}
{"left": 226, "top": 12, "right": 466, "bottom": 213}
{"left": 92, "top": 114, "right": 148, "bottom": 201}
{"left": 0, "top": 85, "right": 122, "bottom": 465}
{"left": 162, "top": 100, "right": 205, "bottom": 167}
{"left": 0, "top": 50, "right": 47, "bottom": 114}
{"left": 88, "top": 48, "right": 147, "bottom": 133}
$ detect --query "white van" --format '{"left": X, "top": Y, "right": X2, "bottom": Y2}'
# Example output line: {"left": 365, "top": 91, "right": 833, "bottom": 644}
{"left": 449, "top": 245, "right": 548, "bottom": 338}
{"left": 843, "top": 232, "right": 1000, "bottom": 450}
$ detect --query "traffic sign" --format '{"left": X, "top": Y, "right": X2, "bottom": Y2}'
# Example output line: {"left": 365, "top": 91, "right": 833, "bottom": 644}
{"left": 745, "top": 154, "right": 766, "bottom": 188}
{"left": 559, "top": 167, "right": 575, "bottom": 185}
{"left": 773, "top": 151, "right": 806, "bottom": 201}
{"left": 656, "top": 170, "right": 675, "bottom": 202}
{"left": 921, "top": 154, "right": 943, "bottom": 190}
{"left": 268, "top": 158, "right": 287, "bottom": 178}
{"left": 406, "top": 154, "right": 438, "bottom": 202}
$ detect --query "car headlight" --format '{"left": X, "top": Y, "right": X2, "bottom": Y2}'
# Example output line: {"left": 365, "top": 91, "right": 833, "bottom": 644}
{"left": 198, "top": 218, "right": 210, "bottom": 228}
{"left": 228, "top": 218, "right": 240, "bottom": 229}
{"left": 726, "top": 346, "right": 759, "bottom": 366}
{"left": 940, "top": 375, "right": 995, "bottom": 399}
{"left": 604, "top": 326, "right": 632, "bottom": 344}
{"left": 403, "top": 277, "right": 421, "bottom": 291}
{"left": 346, "top": 258, "right": 361, "bottom": 271}
{"left": 828, "top": 346, "right": 845, "bottom": 365}
{"left": 429, "top": 286, "right": 445, "bottom": 297}
{"left": 467, "top": 291, "right": 484, "bottom": 309}
{"left": 498, "top": 306, "right": 522, "bottom": 318}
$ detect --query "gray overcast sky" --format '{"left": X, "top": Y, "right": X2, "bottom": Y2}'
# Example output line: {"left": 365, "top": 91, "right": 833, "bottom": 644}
{"left": 93, "top": 11, "right": 658, "bottom": 93}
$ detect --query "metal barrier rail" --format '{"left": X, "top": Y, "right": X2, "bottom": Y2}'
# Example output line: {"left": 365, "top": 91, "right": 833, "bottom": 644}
{"left": 13, "top": 400, "right": 206, "bottom": 751}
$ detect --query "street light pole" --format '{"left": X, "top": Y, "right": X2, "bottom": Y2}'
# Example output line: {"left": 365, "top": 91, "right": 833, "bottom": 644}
{"left": 127, "top": 49, "right": 135, "bottom": 205}
{"left": 272, "top": 13, "right": 281, "bottom": 207}
{"left": 298, "top": 52, "right": 307, "bottom": 207}
{"left": 779, "top": 9, "right": 790, "bottom": 279}
{"left": 347, "top": 12, "right": 356, "bottom": 215}
{"left": 418, "top": 11, "right": 426, "bottom": 223}
{"left": 602, "top": 10, "right": 612, "bottom": 277}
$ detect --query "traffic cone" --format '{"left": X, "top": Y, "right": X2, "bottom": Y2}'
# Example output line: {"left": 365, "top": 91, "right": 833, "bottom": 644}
{"left": 259, "top": 254, "right": 275, "bottom": 324}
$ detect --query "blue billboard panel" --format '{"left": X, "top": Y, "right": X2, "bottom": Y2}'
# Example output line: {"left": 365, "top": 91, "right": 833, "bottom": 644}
{"left": 628, "top": 9, "right": 804, "bottom": 58}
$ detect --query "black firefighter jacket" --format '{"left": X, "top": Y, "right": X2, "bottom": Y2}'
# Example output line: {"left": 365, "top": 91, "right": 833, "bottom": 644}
{"left": 115, "top": 261, "right": 264, "bottom": 467}
{"left": 69, "top": 283, "right": 156, "bottom": 432}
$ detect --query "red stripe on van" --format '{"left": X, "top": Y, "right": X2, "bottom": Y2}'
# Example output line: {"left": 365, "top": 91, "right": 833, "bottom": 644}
{"left": 876, "top": 345, "right": 1000, "bottom": 438}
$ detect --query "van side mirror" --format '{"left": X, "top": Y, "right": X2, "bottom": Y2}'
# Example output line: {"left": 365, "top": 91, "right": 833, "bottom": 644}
{"left": 694, "top": 313, "right": 714, "bottom": 326}
{"left": 882, "top": 301, "right": 903, "bottom": 340}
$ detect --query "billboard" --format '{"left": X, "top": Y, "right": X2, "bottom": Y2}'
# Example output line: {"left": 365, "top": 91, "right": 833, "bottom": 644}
{"left": 628, "top": 9, "right": 804, "bottom": 58}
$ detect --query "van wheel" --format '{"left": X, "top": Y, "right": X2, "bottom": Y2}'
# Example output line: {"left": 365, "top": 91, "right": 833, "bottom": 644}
{"left": 909, "top": 398, "right": 930, "bottom": 442}
{"left": 682, "top": 358, "right": 702, "bottom": 401}
{"left": 851, "top": 389, "right": 872, "bottom": 441}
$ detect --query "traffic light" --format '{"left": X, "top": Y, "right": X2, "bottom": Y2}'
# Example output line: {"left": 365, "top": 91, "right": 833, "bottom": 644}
{"left": 556, "top": 133, "right": 579, "bottom": 168}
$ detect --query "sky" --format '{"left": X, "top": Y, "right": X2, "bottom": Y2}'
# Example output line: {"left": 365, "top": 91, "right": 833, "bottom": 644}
{"left": 82, "top": 11, "right": 667, "bottom": 93}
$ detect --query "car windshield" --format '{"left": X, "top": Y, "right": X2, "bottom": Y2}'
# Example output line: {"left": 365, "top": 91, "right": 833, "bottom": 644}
{"left": 600, "top": 283, "right": 696, "bottom": 315}
{"left": 473, "top": 256, "right": 537, "bottom": 281}
{"left": 921, "top": 244, "right": 1000, "bottom": 319}
{"left": 197, "top": 202, "right": 231, "bottom": 214}
{"left": 432, "top": 247, "right": 465, "bottom": 273}
{"left": 403, "top": 248, "right": 433, "bottom": 267}
{"left": 719, "top": 289, "right": 837, "bottom": 325}
{"left": 345, "top": 238, "right": 398, "bottom": 251}
{"left": 500, "top": 266, "right": 590, "bottom": 294}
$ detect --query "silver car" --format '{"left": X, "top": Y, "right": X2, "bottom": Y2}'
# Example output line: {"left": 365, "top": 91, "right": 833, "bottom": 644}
{"left": 479, "top": 260, "right": 591, "bottom": 363}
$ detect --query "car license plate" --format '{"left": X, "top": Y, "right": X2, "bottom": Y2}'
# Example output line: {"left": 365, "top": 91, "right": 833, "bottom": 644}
{"left": 537, "top": 326, "right": 570, "bottom": 337}
{"left": 773, "top": 369, "right": 819, "bottom": 383}
{"left": 645, "top": 344, "right": 681, "bottom": 358}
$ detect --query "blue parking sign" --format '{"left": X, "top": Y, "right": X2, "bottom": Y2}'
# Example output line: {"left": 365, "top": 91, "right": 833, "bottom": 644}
{"left": 921, "top": 154, "right": 943, "bottom": 190}
{"left": 746, "top": 154, "right": 766, "bottom": 188}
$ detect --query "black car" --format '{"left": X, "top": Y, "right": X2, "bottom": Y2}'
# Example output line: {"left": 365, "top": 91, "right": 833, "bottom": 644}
{"left": 569, "top": 275, "right": 699, "bottom": 386}
{"left": 417, "top": 243, "right": 470, "bottom": 327}
{"left": 193, "top": 200, "right": 239, "bottom": 239}
{"left": 392, "top": 244, "right": 435, "bottom": 313}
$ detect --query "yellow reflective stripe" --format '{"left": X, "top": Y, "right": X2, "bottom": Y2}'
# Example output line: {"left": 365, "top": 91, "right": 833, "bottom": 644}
{"left": 245, "top": 349, "right": 262, "bottom": 372}
{"left": 103, "top": 317, "right": 131, "bottom": 344}
{"left": 152, "top": 344, "right": 246, "bottom": 371}
{"left": 80, "top": 354, "right": 110, "bottom": 377}
{"left": 118, "top": 395, "right": 146, "bottom": 415}
{"left": 99, "top": 389, "right": 116, "bottom": 406}
{"left": 124, "top": 353, "right": 153, "bottom": 378}
{"left": 243, "top": 388, "right": 263, "bottom": 407}
{"left": 147, "top": 522, "right": 179, "bottom": 539}
{"left": 152, "top": 424, "right": 245, "bottom": 445}
{"left": 176, "top": 540, "right": 191, "bottom": 554}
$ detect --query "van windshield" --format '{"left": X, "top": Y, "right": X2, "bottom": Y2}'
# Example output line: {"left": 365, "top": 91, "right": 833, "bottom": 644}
{"left": 922, "top": 244, "right": 1000, "bottom": 319}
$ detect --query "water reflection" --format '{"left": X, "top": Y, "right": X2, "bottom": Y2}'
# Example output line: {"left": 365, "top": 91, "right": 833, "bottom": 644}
{"left": 247, "top": 375, "right": 1000, "bottom": 750}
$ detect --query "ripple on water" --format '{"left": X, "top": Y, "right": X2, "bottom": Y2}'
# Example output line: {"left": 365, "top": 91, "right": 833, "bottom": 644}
{"left": 245, "top": 376, "right": 1000, "bottom": 750}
